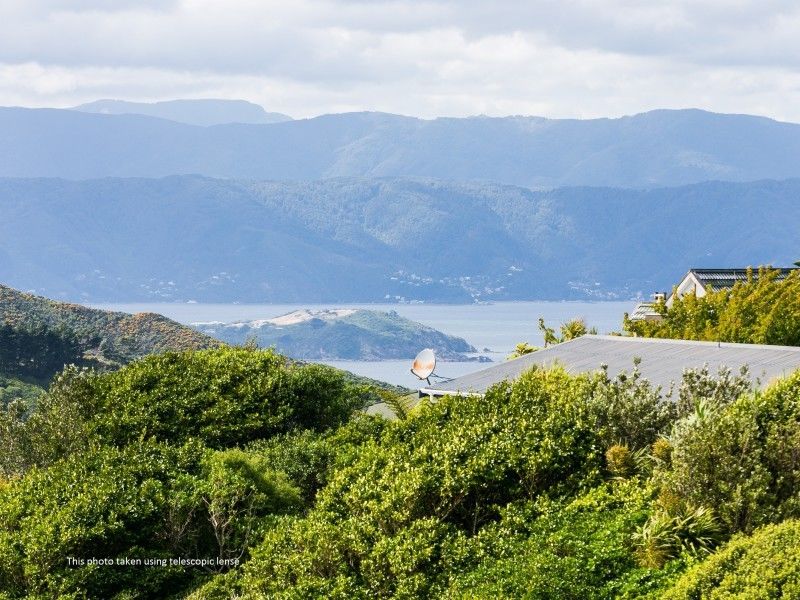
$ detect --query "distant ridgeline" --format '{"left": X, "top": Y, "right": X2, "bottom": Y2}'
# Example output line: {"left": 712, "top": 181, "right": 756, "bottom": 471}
{"left": 5, "top": 107, "right": 800, "bottom": 187}
{"left": 0, "top": 284, "right": 220, "bottom": 388}
{"left": 194, "top": 308, "right": 483, "bottom": 361}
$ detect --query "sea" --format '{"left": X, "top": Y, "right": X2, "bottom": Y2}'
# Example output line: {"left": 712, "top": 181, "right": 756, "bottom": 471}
{"left": 92, "top": 301, "right": 633, "bottom": 388}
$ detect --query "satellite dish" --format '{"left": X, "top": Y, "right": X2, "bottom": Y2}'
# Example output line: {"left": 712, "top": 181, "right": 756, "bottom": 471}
{"left": 411, "top": 348, "right": 436, "bottom": 383}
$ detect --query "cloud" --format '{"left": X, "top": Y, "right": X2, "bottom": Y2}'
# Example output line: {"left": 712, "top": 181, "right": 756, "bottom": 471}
{"left": 0, "top": 0, "right": 799, "bottom": 120}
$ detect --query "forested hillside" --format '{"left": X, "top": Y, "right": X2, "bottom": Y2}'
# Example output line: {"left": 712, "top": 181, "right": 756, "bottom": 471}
{"left": 0, "top": 284, "right": 220, "bottom": 386}
{"left": 4, "top": 107, "right": 800, "bottom": 187}
{"left": 1, "top": 176, "right": 798, "bottom": 302}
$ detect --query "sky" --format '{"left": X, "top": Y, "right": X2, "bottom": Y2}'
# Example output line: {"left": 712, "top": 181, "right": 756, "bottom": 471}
{"left": 1, "top": 0, "right": 800, "bottom": 121}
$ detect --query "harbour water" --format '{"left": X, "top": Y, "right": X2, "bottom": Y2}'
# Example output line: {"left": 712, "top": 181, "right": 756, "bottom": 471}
{"left": 93, "top": 301, "right": 633, "bottom": 387}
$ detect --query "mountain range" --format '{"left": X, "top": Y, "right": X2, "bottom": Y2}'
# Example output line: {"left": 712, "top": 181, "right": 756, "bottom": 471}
{"left": 1, "top": 175, "right": 797, "bottom": 303}
{"left": 72, "top": 99, "right": 292, "bottom": 126}
{"left": 4, "top": 106, "right": 800, "bottom": 187}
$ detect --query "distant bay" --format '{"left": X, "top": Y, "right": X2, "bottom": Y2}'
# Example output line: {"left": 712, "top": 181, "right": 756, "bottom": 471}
{"left": 92, "top": 301, "right": 632, "bottom": 387}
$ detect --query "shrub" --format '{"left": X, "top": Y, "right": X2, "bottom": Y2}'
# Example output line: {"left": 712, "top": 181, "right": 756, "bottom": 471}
{"left": 223, "top": 366, "right": 605, "bottom": 598}
{"left": 661, "top": 520, "right": 800, "bottom": 599}
{"left": 0, "top": 443, "right": 206, "bottom": 598}
{"left": 0, "top": 442, "right": 304, "bottom": 599}
{"left": 248, "top": 415, "right": 387, "bottom": 505}
{"left": 652, "top": 438, "right": 673, "bottom": 467}
{"left": 51, "top": 347, "right": 359, "bottom": 450}
{"left": 673, "top": 365, "right": 753, "bottom": 420}
{"left": 589, "top": 360, "right": 675, "bottom": 451}
{"left": 660, "top": 371, "right": 800, "bottom": 534}
{"left": 200, "top": 449, "right": 303, "bottom": 568}
{"left": 445, "top": 482, "right": 652, "bottom": 600}
{"left": 634, "top": 504, "right": 720, "bottom": 568}
{"left": 0, "top": 366, "right": 96, "bottom": 477}
{"left": 606, "top": 445, "right": 636, "bottom": 479}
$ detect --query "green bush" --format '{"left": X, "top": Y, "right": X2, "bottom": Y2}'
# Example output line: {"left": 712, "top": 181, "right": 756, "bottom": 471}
{"left": 0, "top": 442, "right": 304, "bottom": 599}
{"left": 588, "top": 360, "right": 675, "bottom": 451}
{"left": 0, "top": 375, "right": 42, "bottom": 410}
{"left": 248, "top": 414, "right": 387, "bottom": 505}
{"left": 220, "top": 366, "right": 605, "bottom": 598}
{"left": 200, "top": 449, "right": 303, "bottom": 567}
{"left": 48, "top": 347, "right": 359, "bottom": 451}
{"left": 0, "top": 366, "right": 95, "bottom": 477}
{"left": 606, "top": 445, "right": 637, "bottom": 479}
{"left": 445, "top": 482, "right": 652, "bottom": 600}
{"left": 661, "top": 520, "right": 800, "bottom": 599}
{"left": 634, "top": 503, "right": 720, "bottom": 569}
{"left": 0, "top": 443, "right": 206, "bottom": 598}
{"left": 660, "top": 371, "right": 800, "bottom": 534}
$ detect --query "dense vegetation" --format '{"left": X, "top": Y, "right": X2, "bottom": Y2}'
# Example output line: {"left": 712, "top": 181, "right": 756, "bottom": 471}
{"left": 0, "top": 375, "right": 41, "bottom": 410}
{"left": 625, "top": 267, "right": 800, "bottom": 346}
{"left": 0, "top": 283, "right": 219, "bottom": 386}
{"left": 197, "top": 309, "right": 479, "bottom": 361}
{"left": 1, "top": 340, "right": 798, "bottom": 598}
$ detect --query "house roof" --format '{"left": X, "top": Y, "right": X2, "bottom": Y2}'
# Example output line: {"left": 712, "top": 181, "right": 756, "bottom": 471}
{"left": 419, "top": 335, "right": 800, "bottom": 398}
{"left": 688, "top": 267, "right": 798, "bottom": 290}
{"left": 629, "top": 302, "right": 661, "bottom": 321}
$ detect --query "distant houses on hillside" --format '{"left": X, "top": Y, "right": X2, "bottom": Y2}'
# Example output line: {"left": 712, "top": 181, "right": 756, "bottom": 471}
{"left": 629, "top": 267, "right": 800, "bottom": 323}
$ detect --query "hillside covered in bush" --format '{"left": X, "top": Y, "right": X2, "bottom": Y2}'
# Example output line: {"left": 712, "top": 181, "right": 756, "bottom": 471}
{"left": 2, "top": 176, "right": 799, "bottom": 302}
{"left": 1, "top": 341, "right": 798, "bottom": 598}
{"left": 0, "top": 283, "right": 220, "bottom": 388}
{"left": 195, "top": 309, "right": 480, "bottom": 361}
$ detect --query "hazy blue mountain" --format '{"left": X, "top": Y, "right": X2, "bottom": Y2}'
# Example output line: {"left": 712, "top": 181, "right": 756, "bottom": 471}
{"left": 194, "top": 308, "right": 481, "bottom": 361}
{"left": 72, "top": 99, "right": 292, "bottom": 126}
{"left": 0, "top": 176, "right": 797, "bottom": 303}
{"left": 3, "top": 107, "right": 800, "bottom": 187}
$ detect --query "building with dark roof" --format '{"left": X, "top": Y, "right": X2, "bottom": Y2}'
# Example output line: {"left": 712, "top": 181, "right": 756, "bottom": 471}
{"left": 666, "top": 267, "right": 798, "bottom": 307}
{"left": 629, "top": 267, "right": 799, "bottom": 322}
{"left": 419, "top": 335, "right": 800, "bottom": 399}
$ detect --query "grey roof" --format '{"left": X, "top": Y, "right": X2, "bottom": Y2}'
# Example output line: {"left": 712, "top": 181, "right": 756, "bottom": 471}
{"left": 420, "top": 335, "right": 800, "bottom": 398}
{"left": 629, "top": 302, "right": 661, "bottom": 321}
{"left": 690, "top": 267, "right": 797, "bottom": 289}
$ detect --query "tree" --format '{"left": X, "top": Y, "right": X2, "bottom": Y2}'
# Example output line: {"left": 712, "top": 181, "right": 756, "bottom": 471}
{"left": 507, "top": 342, "right": 539, "bottom": 359}
{"left": 625, "top": 267, "right": 800, "bottom": 346}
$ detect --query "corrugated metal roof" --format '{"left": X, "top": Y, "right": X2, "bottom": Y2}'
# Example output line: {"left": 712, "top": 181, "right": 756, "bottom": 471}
{"left": 420, "top": 335, "right": 800, "bottom": 398}
{"left": 690, "top": 268, "right": 797, "bottom": 288}
{"left": 629, "top": 302, "right": 661, "bottom": 321}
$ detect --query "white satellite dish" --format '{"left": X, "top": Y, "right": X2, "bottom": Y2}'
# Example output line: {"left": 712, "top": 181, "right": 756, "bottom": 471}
{"left": 411, "top": 348, "right": 436, "bottom": 383}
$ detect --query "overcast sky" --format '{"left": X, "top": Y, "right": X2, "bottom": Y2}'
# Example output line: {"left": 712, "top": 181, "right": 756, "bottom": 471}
{"left": 1, "top": 0, "right": 799, "bottom": 120}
